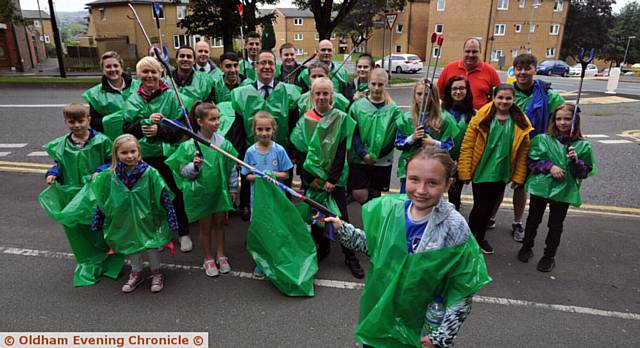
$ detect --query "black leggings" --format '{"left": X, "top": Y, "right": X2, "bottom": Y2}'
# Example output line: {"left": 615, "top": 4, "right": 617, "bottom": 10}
{"left": 468, "top": 181, "right": 506, "bottom": 242}
{"left": 145, "top": 157, "right": 190, "bottom": 237}
{"left": 523, "top": 194, "right": 570, "bottom": 257}
{"left": 309, "top": 186, "right": 355, "bottom": 258}
{"left": 447, "top": 174, "right": 465, "bottom": 211}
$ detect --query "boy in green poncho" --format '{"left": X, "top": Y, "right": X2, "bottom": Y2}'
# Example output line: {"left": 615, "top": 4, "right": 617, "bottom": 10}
{"left": 39, "top": 103, "right": 124, "bottom": 286}
{"left": 290, "top": 77, "right": 364, "bottom": 279}
{"left": 518, "top": 104, "right": 597, "bottom": 272}
{"left": 326, "top": 146, "right": 491, "bottom": 348}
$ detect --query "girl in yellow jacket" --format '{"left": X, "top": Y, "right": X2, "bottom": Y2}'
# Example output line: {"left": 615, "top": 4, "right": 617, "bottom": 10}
{"left": 458, "top": 84, "right": 533, "bottom": 254}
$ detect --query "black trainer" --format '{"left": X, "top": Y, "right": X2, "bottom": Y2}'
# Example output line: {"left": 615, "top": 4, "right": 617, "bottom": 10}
{"left": 240, "top": 207, "right": 251, "bottom": 221}
{"left": 478, "top": 240, "right": 494, "bottom": 255}
{"left": 537, "top": 256, "right": 556, "bottom": 272}
{"left": 345, "top": 256, "right": 365, "bottom": 279}
{"left": 517, "top": 247, "right": 534, "bottom": 263}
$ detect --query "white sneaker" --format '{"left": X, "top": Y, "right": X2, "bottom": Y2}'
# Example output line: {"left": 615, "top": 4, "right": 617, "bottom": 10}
{"left": 179, "top": 235, "right": 193, "bottom": 252}
{"left": 217, "top": 256, "right": 231, "bottom": 274}
{"left": 203, "top": 259, "right": 219, "bottom": 277}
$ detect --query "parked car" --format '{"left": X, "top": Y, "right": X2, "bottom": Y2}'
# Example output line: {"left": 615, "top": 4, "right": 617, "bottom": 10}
{"left": 632, "top": 63, "right": 640, "bottom": 77}
{"left": 374, "top": 54, "right": 423, "bottom": 73}
{"left": 568, "top": 63, "right": 598, "bottom": 77}
{"left": 536, "top": 60, "right": 570, "bottom": 76}
{"left": 596, "top": 68, "right": 610, "bottom": 77}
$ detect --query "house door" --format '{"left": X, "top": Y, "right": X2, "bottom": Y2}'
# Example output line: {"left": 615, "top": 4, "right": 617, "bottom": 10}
{"left": 0, "top": 28, "right": 11, "bottom": 70}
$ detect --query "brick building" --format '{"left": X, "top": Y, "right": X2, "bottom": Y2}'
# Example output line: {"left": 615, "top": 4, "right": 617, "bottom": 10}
{"left": 0, "top": 1, "right": 43, "bottom": 71}
{"left": 21, "top": 10, "right": 52, "bottom": 61}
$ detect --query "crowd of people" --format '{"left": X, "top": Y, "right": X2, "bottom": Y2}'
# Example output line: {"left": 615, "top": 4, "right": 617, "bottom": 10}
{"left": 38, "top": 33, "right": 596, "bottom": 347}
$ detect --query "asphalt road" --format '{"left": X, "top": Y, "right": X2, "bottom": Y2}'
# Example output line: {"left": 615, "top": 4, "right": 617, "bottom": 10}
{"left": 0, "top": 85, "right": 638, "bottom": 347}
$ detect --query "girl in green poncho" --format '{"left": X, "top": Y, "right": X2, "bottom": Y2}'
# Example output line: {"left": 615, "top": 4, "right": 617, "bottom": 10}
{"left": 395, "top": 79, "right": 459, "bottom": 193}
{"left": 518, "top": 104, "right": 596, "bottom": 272}
{"left": 166, "top": 102, "right": 239, "bottom": 277}
{"left": 92, "top": 135, "right": 178, "bottom": 294}
{"left": 326, "top": 146, "right": 491, "bottom": 348}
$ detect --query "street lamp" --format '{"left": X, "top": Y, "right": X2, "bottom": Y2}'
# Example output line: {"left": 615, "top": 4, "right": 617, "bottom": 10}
{"left": 622, "top": 36, "right": 636, "bottom": 69}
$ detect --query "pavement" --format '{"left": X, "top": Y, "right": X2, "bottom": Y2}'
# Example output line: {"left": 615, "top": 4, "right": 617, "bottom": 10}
{"left": 0, "top": 86, "right": 639, "bottom": 347}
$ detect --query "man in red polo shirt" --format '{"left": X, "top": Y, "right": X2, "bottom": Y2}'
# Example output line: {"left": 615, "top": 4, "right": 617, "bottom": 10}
{"left": 437, "top": 38, "right": 501, "bottom": 110}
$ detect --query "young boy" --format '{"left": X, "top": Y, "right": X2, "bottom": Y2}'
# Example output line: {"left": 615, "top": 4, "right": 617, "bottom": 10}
{"left": 39, "top": 103, "right": 124, "bottom": 286}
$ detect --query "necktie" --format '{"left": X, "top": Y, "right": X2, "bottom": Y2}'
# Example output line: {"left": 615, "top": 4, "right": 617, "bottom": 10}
{"left": 200, "top": 67, "right": 206, "bottom": 72}
{"left": 261, "top": 85, "right": 271, "bottom": 99}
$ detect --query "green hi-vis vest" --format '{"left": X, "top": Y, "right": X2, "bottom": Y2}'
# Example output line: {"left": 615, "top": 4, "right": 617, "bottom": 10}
{"left": 123, "top": 88, "right": 184, "bottom": 158}
{"left": 44, "top": 132, "right": 112, "bottom": 186}
{"left": 356, "top": 194, "right": 491, "bottom": 347}
{"left": 525, "top": 135, "right": 597, "bottom": 207}
{"left": 92, "top": 166, "right": 174, "bottom": 255}
{"left": 83, "top": 79, "right": 141, "bottom": 140}
{"left": 473, "top": 117, "right": 515, "bottom": 184}
{"left": 348, "top": 97, "right": 403, "bottom": 164}
{"left": 239, "top": 60, "right": 256, "bottom": 81}
{"left": 39, "top": 182, "right": 124, "bottom": 286}
{"left": 247, "top": 177, "right": 319, "bottom": 296}
{"left": 298, "top": 63, "right": 349, "bottom": 94}
{"left": 216, "top": 101, "right": 236, "bottom": 138}
{"left": 165, "top": 138, "right": 238, "bottom": 222}
{"left": 395, "top": 110, "right": 460, "bottom": 179}
{"left": 296, "top": 91, "right": 350, "bottom": 115}
{"left": 231, "top": 82, "right": 301, "bottom": 147}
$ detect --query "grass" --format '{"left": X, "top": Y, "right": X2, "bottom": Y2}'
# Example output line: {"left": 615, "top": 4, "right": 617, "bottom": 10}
{"left": 0, "top": 76, "right": 100, "bottom": 84}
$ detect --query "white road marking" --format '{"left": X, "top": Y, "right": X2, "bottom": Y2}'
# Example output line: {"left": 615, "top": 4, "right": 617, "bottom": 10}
{"left": 0, "top": 104, "right": 68, "bottom": 108}
{"left": 598, "top": 140, "right": 633, "bottom": 144}
{"left": 0, "top": 143, "right": 27, "bottom": 148}
{"left": 584, "top": 134, "right": 609, "bottom": 138}
{"left": 27, "top": 151, "right": 49, "bottom": 156}
{"left": 0, "top": 152, "right": 10, "bottom": 157}
{"left": 1, "top": 245, "right": 638, "bottom": 321}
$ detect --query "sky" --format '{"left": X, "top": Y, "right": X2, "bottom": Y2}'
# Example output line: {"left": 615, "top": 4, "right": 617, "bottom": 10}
{"left": 19, "top": 0, "right": 634, "bottom": 13}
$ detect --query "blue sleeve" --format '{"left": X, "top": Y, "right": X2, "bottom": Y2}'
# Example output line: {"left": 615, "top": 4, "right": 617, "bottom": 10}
{"left": 95, "top": 161, "right": 111, "bottom": 174}
{"left": 437, "top": 137, "right": 455, "bottom": 152}
{"left": 395, "top": 130, "right": 415, "bottom": 150}
{"left": 240, "top": 149, "right": 253, "bottom": 176}
{"left": 45, "top": 161, "right": 60, "bottom": 180}
{"left": 278, "top": 146, "right": 294, "bottom": 171}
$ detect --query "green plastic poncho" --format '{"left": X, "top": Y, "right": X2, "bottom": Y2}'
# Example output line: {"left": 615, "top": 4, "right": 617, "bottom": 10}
{"left": 514, "top": 89, "right": 565, "bottom": 119}
{"left": 296, "top": 91, "right": 350, "bottom": 115}
{"left": 165, "top": 70, "right": 214, "bottom": 110}
{"left": 44, "top": 133, "right": 112, "bottom": 186}
{"left": 217, "top": 101, "right": 237, "bottom": 138}
{"left": 348, "top": 98, "right": 403, "bottom": 164}
{"left": 395, "top": 111, "right": 460, "bottom": 179}
{"left": 92, "top": 167, "right": 174, "bottom": 255}
{"left": 83, "top": 78, "right": 141, "bottom": 140}
{"left": 445, "top": 108, "right": 472, "bottom": 160}
{"left": 298, "top": 63, "right": 349, "bottom": 94}
{"left": 247, "top": 177, "right": 318, "bottom": 297}
{"left": 239, "top": 60, "right": 256, "bottom": 81}
{"left": 525, "top": 135, "right": 597, "bottom": 207}
{"left": 231, "top": 83, "right": 301, "bottom": 146}
{"left": 473, "top": 117, "right": 514, "bottom": 184}
{"left": 165, "top": 138, "right": 237, "bottom": 222}
{"left": 123, "top": 88, "right": 183, "bottom": 158}
{"left": 356, "top": 195, "right": 491, "bottom": 347}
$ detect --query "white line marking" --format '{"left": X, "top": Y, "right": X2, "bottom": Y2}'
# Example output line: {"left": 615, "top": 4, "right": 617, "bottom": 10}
{"left": 27, "top": 151, "right": 48, "bottom": 157}
{"left": 2, "top": 246, "right": 638, "bottom": 321}
{"left": 585, "top": 134, "right": 609, "bottom": 138}
{"left": 0, "top": 152, "right": 10, "bottom": 157}
{"left": 0, "top": 143, "right": 27, "bottom": 148}
{"left": 598, "top": 140, "right": 633, "bottom": 144}
{"left": 0, "top": 104, "right": 68, "bottom": 108}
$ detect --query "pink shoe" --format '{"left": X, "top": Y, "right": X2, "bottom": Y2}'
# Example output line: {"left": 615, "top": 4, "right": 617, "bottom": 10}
{"left": 150, "top": 272, "right": 164, "bottom": 293}
{"left": 121, "top": 271, "right": 143, "bottom": 293}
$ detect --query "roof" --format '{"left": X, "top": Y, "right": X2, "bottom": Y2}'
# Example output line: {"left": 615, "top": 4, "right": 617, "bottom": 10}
{"left": 21, "top": 10, "right": 50, "bottom": 19}
{"left": 276, "top": 8, "right": 314, "bottom": 18}
{"left": 85, "top": 0, "right": 178, "bottom": 7}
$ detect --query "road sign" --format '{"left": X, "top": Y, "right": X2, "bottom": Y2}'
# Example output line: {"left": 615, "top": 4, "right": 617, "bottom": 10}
{"left": 385, "top": 13, "right": 397, "bottom": 30}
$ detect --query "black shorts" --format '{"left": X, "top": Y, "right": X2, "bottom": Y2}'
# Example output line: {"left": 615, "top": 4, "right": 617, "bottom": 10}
{"left": 349, "top": 163, "right": 392, "bottom": 192}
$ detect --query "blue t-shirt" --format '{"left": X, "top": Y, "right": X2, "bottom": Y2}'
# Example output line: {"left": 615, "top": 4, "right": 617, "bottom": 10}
{"left": 405, "top": 200, "right": 429, "bottom": 254}
{"left": 241, "top": 141, "right": 293, "bottom": 206}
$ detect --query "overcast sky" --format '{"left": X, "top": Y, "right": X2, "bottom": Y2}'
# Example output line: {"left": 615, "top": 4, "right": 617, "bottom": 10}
{"left": 20, "top": 0, "right": 634, "bottom": 14}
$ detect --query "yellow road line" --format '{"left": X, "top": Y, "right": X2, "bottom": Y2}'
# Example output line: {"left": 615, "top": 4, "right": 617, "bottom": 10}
{"left": 0, "top": 160, "right": 51, "bottom": 168}
{"left": 458, "top": 200, "right": 640, "bottom": 219}
{"left": 0, "top": 166, "right": 47, "bottom": 174}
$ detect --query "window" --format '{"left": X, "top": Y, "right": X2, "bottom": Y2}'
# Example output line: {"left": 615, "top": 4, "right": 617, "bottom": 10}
{"left": 433, "top": 46, "right": 441, "bottom": 58}
{"left": 549, "top": 24, "right": 560, "bottom": 35}
{"left": 511, "top": 49, "right": 518, "bottom": 58}
{"left": 526, "top": 48, "right": 532, "bottom": 53}
{"left": 554, "top": 0, "right": 564, "bottom": 11}
{"left": 152, "top": 4, "right": 165, "bottom": 20}
{"left": 494, "top": 24, "right": 506, "bottom": 36}
{"left": 211, "top": 37, "right": 223, "bottom": 48}
{"left": 546, "top": 47, "right": 556, "bottom": 57}
{"left": 533, "top": 0, "right": 541, "bottom": 6}
{"left": 99, "top": 8, "right": 106, "bottom": 20}
{"left": 396, "top": 24, "right": 403, "bottom": 34}
{"left": 519, "top": 0, "right": 525, "bottom": 8}
{"left": 293, "top": 17, "right": 303, "bottom": 25}
{"left": 294, "top": 33, "right": 303, "bottom": 41}
{"left": 396, "top": 45, "right": 401, "bottom": 53}
{"left": 330, "top": 32, "right": 336, "bottom": 40}
{"left": 434, "top": 24, "right": 444, "bottom": 34}
{"left": 33, "top": 20, "right": 42, "bottom": 28}
{"left": 314, "top": 33, "right": 319, "bottom": 40}
{"left": 177, "top": 5, "right": 187, "bottom": 20}
{"left": 515, "top": 24, "right": 522, "bottom": 33}
{"left": 498, "top": 0, "right": 509, "bottom": 10}
{"left": 295, "top": 48, "right": 304, "bottom": 55}
{"left": 192, "top": 35, "right": 203, "bottom": 46}
{"left": 491, "top": 49, "right": 504, "bottom": 61}
{"left": 42, "top": 35, "right": 50, "bottom": 43}
{"left": 173, "top": 34, "right": 189, "bottom": 48}
{"left": 437, "top": 0, "right": 446, "bottom": 11}
{"left": 529, "top": 23, "right": 536, "bottom": 33}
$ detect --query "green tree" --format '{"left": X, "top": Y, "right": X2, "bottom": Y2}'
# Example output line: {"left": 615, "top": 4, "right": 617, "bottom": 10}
{"left": 0, "top": 0, "right": 25, "bottom": 24}
{"left": 261, "top": 18, "right": 276, "bottom": 51}
{"left": 604, "top": 1, "right": 640, "bottom": 65}
{"left": 334, "top": 0, "right": 405, "bottom": 49}
{"left": 293, "top": 0, "right": 360, "bottom": 40}
{"left": 560, "top": 0, "right": 616, "bottom": 60}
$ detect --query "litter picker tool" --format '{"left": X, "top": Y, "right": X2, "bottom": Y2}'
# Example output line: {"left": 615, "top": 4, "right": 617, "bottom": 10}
{"left": 330, "top": 37, "right": 365, "bottom": 80}
{"left": 151, "top": 2, "right": 169, "bottom": 63}
{"left": 568, "top": 47, "right": 594, "bottom": 162}
{"left": 419, "top": 34, "right": 444, "bottom": 127}
{"left": 238, "top": 2, "right": 248, "bottom": 78}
